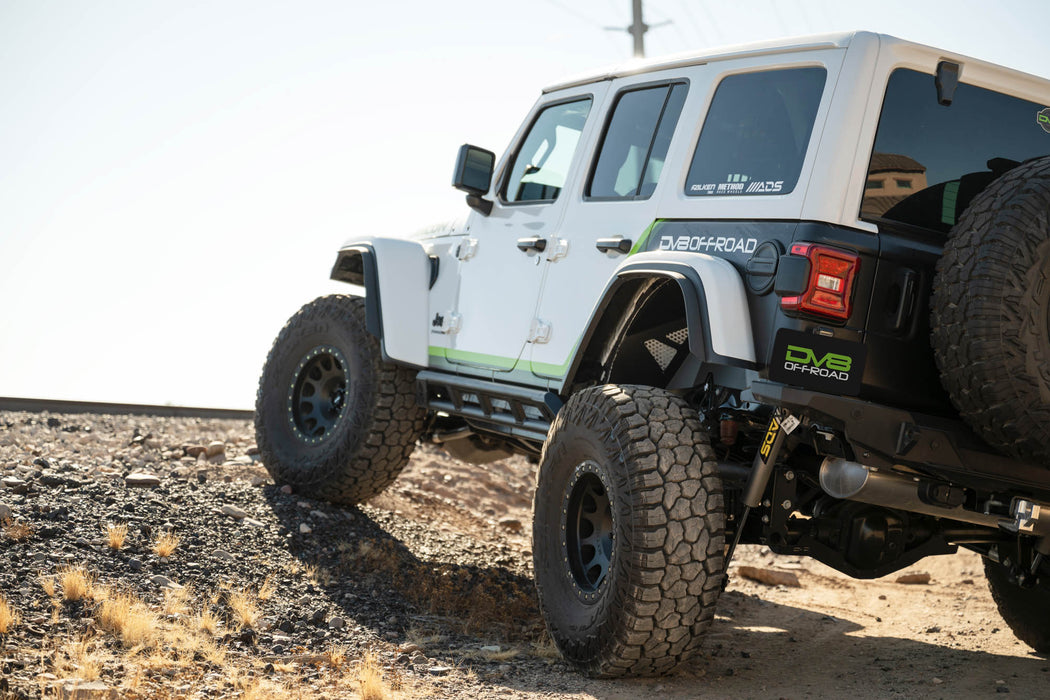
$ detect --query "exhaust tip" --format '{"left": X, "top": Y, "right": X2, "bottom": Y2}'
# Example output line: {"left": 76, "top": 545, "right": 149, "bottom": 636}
{"left": 819, "top": 457, "right": 870, "bottom": 500}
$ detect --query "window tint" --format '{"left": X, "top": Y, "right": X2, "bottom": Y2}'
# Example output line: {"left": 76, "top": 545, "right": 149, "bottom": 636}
{"left": 686, "top": 67, "right": 826, "bottom": 196}
{"left": 861, "top": 68, "right": 1050, "bottom": 234}
{"left": 504, "top": 98, "right": 592, "bottom": 203}
{"left": 589, "top": 83, "right": 688, "bottom": 199}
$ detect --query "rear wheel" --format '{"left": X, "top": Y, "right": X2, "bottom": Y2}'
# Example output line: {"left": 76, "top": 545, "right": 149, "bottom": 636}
{"left": 984, "top": 557, "right": 1050, "bottom": 653}
{"left": 532, "top": 385, "right": 725, "bottom": 677}
{"left": 254, "top": 295, "right": 425, "bottom": 504}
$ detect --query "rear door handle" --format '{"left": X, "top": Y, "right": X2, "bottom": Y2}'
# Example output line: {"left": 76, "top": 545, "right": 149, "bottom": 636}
{"left": 516, "top": 237, "right": 547, "bottom": 253}
{"left": 595, "top": 237, "right": 632, "bottom": 254}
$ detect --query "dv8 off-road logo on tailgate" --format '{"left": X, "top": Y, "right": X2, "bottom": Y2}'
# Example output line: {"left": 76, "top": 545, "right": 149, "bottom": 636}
{"left": 769, "top": 329, "right": 866, "bottom": 396}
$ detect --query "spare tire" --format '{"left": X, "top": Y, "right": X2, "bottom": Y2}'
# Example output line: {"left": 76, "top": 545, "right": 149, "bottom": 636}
{"left": 931, "top": 155, "right": 1050, "bottom": 465}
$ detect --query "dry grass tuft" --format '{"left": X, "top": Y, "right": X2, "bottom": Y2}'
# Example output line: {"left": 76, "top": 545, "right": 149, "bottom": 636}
{"left": 304, "top": 563, "right": 332, "bottom": 587}
{"left": 153, "top": 530, "right": 180, "bottom": 557}
{"left": 484, "top": 647, "right": 520, "bottom": 661}
{"left": 531, "top": 632, "right": 561, "bottom": 659}
{"left": 228, "top": 588, "right": 259, "bottom": 630}
{"left": 2, "top": 518, "right": 32, "bottom": 543}
{"left": 60, "top": 637, "right": 103, "bottom": 680}
{"left": 105, "top": 522, "right": 128, "bottom": 550}
{"left": 39, "top": 574, "right": 57, "bottom": 598}
{"left": 59, "top": 565, "right": 96, "bottom": 602}
{"left": 257, "top": 574, "right": 277, "bottom": 601}
{"left": 96, "top": 588, "right": 156, "bottom": 648}
{"left": 357, "top": 653, "right": 390, "bottom": 700}
{"left": 163, "top": 585, "right": 191, "bottom": 616}
{"left": 0, "top": 593, "right": 20, "bottom": 634}
{"left": 327, "top": 644, "right": 348, "bottom": 669}
{"left": 195, "top": 606, "right": 220, "bottom": 636}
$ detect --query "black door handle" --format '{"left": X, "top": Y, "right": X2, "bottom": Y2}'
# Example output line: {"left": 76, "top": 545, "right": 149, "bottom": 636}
{"left": 517, "top": 236, "right": 547, "bottom": 253}
{"left": 595, "top": 237, "right": 632, "bottom": 254}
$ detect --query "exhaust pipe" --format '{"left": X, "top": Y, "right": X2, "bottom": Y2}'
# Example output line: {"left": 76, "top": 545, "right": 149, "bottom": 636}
{"left": 818, "top": 458, "right": 1004, "bottom": 529}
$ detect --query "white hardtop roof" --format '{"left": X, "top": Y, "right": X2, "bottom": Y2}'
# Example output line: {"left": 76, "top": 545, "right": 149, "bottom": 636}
{"left": 541, "top": 31, "right": 1047, "bottom": 94}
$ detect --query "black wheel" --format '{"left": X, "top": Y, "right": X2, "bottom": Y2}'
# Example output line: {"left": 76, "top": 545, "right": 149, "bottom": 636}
{"left": 254, "top": 295, "right": 425, "bottom": 503}
{"left": 931, "top": 155, "right": 1050, "bottom": 465}
{"left": 532, "top": 385, "right": 725, "bottom": 677}
{"left": 984, "top": 557, "right": 1050, "bottom": 653}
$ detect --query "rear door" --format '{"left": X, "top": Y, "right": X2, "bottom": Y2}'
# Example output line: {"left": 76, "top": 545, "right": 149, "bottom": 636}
{"left": 529, "top": 77, "right": 691, "bottom": 381}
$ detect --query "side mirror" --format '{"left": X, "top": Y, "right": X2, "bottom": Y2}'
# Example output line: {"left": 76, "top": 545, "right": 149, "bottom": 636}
{"left": 452, "top": 144, "right": 494, "bottom": 195}
{"left": 452, "top": 144, "right": 495, "bottom": 216}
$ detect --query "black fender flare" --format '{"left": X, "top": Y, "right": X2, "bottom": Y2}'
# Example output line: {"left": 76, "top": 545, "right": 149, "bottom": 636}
{"left": 562, "top": 260, "right": 756, "bottom": 390}
{"left": 330, "top": 245, "right": 383, "bottom": 339}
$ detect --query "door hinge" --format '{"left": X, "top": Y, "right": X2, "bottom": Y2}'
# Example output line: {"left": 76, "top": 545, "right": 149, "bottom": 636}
{"left": 431, "top": 311, "right": 462, "bottom": 335}
{"left": 456, "top": 238, "right": 478, "bottom": 261}
{"left": 546, "top": 238, "right": 569, "bottom": 262}
{"left": 527, "top": 319, "right": 552, "bottom": 344}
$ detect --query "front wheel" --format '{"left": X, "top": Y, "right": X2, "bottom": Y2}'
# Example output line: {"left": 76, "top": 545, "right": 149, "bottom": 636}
{"left": 532, "top": 385, "right": 725, "bottom": 677}
{"left": 254, "top": 294, "right": 425, "bottom": 504}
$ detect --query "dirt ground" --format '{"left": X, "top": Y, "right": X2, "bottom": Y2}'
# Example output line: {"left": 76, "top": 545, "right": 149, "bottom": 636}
{"left": 3, "top": 411, "right": 1047, "bottom": 699}
{"left": 377, "top": 445, "right": 1050, "bottom": 699}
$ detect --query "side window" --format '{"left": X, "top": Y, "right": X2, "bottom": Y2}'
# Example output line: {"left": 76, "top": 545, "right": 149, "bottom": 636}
{"left": 588, "top": 83, "right": 688, "bottom": 199}
{"left": 861, "top": 68, "right": 1050, "bottom": 235}
{"left": 685, "top": 67, "right": 827, "bottom": 196}
{"left": 504, "top": 98, "right": 592, "bottom": 203}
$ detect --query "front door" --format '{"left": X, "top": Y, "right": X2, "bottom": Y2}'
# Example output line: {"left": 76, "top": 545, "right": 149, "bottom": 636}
{"left": 446, "top": 90, "right": 604, "bottom": 379}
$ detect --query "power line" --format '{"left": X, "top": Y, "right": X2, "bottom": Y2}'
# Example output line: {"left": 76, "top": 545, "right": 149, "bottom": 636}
{"left": 540, "top": 0, "right": 607, "bottom": 29}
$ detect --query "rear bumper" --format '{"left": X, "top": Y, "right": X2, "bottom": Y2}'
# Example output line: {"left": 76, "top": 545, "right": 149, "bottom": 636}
{"left": 749, "top": 379, "right": 1050, "bottom": 498}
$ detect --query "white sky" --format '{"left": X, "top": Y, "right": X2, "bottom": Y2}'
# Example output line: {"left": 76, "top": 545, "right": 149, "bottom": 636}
{"left": 2, "top": 0, "right": 1048, "bottom": 409}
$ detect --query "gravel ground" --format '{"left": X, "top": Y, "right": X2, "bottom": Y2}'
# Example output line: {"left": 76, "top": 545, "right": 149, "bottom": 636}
{"left": 1, "top": 410, "right": 1048, "bottom": 699}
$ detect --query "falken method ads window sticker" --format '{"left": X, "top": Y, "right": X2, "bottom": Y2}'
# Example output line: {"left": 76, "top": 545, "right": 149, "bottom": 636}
{"left": 690, "top": 174, "right": 786, "bottom": 195}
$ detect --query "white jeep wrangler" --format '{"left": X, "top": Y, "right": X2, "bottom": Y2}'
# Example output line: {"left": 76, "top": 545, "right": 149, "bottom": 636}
{"left": 255, "top": 31, "right": 1050, "bottom": 676}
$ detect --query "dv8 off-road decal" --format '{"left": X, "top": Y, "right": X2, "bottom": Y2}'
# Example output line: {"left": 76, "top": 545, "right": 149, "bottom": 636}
{"left": 643, "top": 220, "right": 797, "bottom": 260}
{"left": 769, "top": 329, "right": 867, "bottom": 396}
{"left": 657, "top": 235, "right": 758, "bottom": 254}
{"left": 1038, "top": 107, "right": 1050, "bottom": 134}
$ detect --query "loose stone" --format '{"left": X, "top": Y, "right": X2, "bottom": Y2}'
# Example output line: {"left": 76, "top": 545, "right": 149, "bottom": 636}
{"left": 125, "top": 472, "right": 161, "bottom": 488}
{"left": 221, "top": 504, "right": 248, "bottom": 519}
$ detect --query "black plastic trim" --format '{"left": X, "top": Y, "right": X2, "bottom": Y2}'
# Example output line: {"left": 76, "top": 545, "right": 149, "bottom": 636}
{"left": 330, "top": 246, "right": 383, "bottom": 339}
{"left": 563, "top": 260, "right": 758, "bottom": 391}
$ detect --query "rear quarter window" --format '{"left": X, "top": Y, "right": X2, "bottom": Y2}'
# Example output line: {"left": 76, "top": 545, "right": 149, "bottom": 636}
{"left": 861, "top": 68, "right": 1050, "bottom": 235}
{"left": 685, "top": 66, "right": 827, "bottom": 197}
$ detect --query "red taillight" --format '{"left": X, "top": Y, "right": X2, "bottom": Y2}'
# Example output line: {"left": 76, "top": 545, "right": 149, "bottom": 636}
{"left": 781, "top": 243, "right": 860, "bottom": 321}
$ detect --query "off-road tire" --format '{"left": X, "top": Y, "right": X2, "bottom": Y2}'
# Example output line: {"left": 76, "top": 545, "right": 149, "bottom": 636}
{"left": 254, "top": 295, "right": 425, "bottom": 504}
{"left": 931, "top": 155, "right": 1050, "bottom": 465}
{"left": 984, "top": 557, "right": 1050, "bottom": 652}
{"left": 532, "top": 384, "right": 725, "bottom": 677}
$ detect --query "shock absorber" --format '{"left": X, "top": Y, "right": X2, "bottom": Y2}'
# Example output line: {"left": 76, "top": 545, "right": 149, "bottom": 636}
{"left": 724, "top": 408, "right": 795, "bottom": 574}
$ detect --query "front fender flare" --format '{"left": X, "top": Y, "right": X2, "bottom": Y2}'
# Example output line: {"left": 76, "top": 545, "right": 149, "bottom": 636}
{"left": 330, "top": 238, "right": 430, "bottom": 368}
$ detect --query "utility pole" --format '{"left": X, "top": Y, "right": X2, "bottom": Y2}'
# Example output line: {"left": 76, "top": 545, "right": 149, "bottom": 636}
{"left": 629, "top": 0, "right": 646, "bottom": 58}
{"left": 606, "top": 0, "right": 670, "bottom": 59}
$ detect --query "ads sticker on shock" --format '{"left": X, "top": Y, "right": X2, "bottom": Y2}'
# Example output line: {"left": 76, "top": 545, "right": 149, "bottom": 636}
{"left": 769, "top": 328, "right": 867, "bottom": 396}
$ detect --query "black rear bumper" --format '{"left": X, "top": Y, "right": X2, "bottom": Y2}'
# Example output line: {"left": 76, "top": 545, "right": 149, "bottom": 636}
{"left": 749, "top": 379, "right": 1050, "bottom": 499}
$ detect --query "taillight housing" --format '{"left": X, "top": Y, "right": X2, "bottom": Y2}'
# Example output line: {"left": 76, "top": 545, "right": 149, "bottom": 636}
{"left": 780, "top": 243, "right": 860, "bottom": 321}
